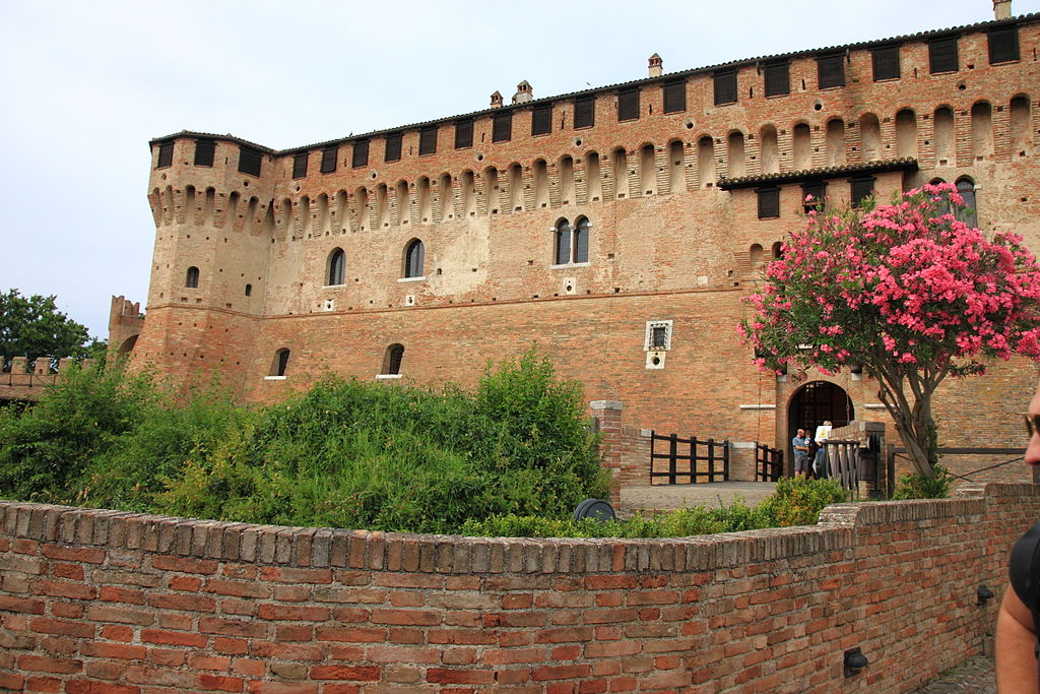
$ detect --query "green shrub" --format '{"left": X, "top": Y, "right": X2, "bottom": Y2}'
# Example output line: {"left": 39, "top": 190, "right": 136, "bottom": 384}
{"left": 157, "top": 350, "right": 608, "bottom": 533}
{"left": 759, "top": 477, "right": 849, "bottom": 527}
{"left": 892, "top": 464, "right": 952, "bottom": 500}
{"left": 0, "top": 364, "right": 158, "bottom": 503}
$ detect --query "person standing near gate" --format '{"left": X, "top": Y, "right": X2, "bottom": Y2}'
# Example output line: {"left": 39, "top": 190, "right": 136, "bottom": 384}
{"left": 813, "top": 421, "right": 832, "bottom": 478}
{"left": 792, "top": 428, "right": 810, "bottom": 478}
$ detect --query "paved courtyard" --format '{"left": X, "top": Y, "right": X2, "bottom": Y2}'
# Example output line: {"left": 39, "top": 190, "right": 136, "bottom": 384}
{"left": 620, "top": 481, "right": 778, "bottom": 513}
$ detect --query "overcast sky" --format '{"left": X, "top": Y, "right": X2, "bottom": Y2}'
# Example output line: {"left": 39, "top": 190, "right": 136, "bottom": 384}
{"left": 1, "top": 0, "right": 1034, "bottom": 340}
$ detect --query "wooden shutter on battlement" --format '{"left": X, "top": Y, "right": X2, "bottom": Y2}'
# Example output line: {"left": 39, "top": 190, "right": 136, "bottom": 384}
{"left": 929, "top": 37, "right": 959, "bottom": 73}
{"left": 574, "top": 96, "right": 595, "bottom": 128}
{"left": 617, "top": 88, "right": 639, "bottom": 121}
{"left": 713, "top": 71, "right": 737, "bottom": 105}
{"left": 194, "top": 139, "right": 215, "bottom": 167}
{"left": 492, "top": 112, "right": 512, "bottom": 142}
{"left": 384, "top": 133, "right": 402, "bottom": 161}
{"left": 454, "top": 120, "right": 473, "bottom": 149}
{"left": 817, "top": 54, "right": 845, "bottom": 89}
{"left": 871, "top": 45, "right": 900, "bottom": 81}
{"left": 531, "top": 105, "right": 552, "bottom": 135}
{"left": 238, "top": 146, "right": 262, "bottom": 176}
{"left": 763, "top": 62, "right": 789, "bottom": 97}
{"left": 351, "top": 140, "right": 369, "bottom": 168}
{"left": 988, "top": 27, "right": 1019, "bottom": 64}
{"left": 419, "top": 126, "right": 438, "bottom": 155}
{"left": 292, "top": 152, "right": 308, "bottom": 179}
{"left": 663, "top": 80, "right": 686, "bottom": 113}
{"left": 320, "top": 146, "right": 338, "bottom": 174}
{"left": 157, "top": 141, "right": 174, "bottom": 169}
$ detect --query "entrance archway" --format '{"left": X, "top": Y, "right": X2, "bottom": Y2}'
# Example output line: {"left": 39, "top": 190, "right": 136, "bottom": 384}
{"left": 787, "top": 380, "right": 854, "bottom": 444}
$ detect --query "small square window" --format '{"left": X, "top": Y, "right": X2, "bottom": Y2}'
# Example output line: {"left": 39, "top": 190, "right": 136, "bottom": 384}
{"left": 802, "top": 181, "right": 827, "bottom": 213}
{"left": 644, "top": 320, "right": 673, "bottom": 351}
{"left": 757, "top": 187, "right": 780, "bottom": 219}
{"left": 851, "top": 177, "right": 875, "bottom": 208}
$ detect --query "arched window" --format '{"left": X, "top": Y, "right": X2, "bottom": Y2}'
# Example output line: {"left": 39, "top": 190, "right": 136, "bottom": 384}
{"left": 956, "top": 178, "right": 978, "bottom": 228}
{"left": 185, "top": 266, "right": 199, "bottom": 288}
{"left": 554, "top": 218, "right": 572, "bottom": 265}
{"left": 271, "top": 348, "right": 290, "bottom": 377}
{"left": 382, "top": 344, "right": 404, "bottom": 375}
{"left": 404, "top": 239, "right": 424, "bottom": 278}
{"left": 327, "top": 248, "right": 345, "bottom": 286}
{"left": 554, "top": 217, "right": 590, "bottom": 265}
{"left": 574, "top": 217, "right": 590, "bottom": 263}
{"left": 245, "top": 284, "right": 252, "bottom": 296}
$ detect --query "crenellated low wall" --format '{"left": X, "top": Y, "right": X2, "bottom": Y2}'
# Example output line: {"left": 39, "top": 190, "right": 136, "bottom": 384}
{"left": 0, "top": 484, "right": 1036, "bottom": 693}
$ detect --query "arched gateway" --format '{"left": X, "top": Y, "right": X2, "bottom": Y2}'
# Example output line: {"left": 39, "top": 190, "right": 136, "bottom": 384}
{"left": 787, "top": 380, "right": 854, "bottom": 445}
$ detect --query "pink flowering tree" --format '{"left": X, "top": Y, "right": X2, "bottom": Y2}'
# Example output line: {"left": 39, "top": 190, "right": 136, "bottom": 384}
{"left": 741, "top": 183, "right": 1040, "bottom": 477}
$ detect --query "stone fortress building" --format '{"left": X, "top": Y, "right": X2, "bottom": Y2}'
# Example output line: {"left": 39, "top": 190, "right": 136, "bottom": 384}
{"left": 116, "top": 0, "right": 1039, "bottom": 479}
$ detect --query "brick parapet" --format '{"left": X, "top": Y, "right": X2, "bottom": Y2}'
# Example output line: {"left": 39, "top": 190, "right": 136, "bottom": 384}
{"left": 1, "top": 485, "right": 1037, "bottom": 692}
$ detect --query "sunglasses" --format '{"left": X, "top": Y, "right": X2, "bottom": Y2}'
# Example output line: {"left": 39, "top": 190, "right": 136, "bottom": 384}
{"left": 1026, "top": 414, "right": 1040, "bottom": 438}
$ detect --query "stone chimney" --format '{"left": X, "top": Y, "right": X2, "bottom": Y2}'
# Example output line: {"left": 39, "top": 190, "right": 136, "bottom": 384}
{"left": 490, "top": 90, "right": 503, "bottom": 109}
{"left": 512, "top": 81, "right": 533, "bottom": 104}
{"left": 648, "top": 53, "right": 663, "bottom": 78}
{"left": 994, "top": 0, "right": 1012, "bottom": 19}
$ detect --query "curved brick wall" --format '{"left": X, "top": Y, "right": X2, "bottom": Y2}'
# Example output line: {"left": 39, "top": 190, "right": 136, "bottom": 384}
{"left": 1, "top": 484, "right": 1037, "bottom": 693}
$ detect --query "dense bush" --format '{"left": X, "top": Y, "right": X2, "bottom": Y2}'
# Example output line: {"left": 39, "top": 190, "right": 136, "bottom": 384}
{"left": 158, "top": 353, "right": 607, "bottom": 533}
{"left": 0, "top": 364, "right": 158, "bottom": 503}
{"left": 892, "top": 464, "right": 952, "bottom": 500}
{"left": 760, "top": 476, "right": 849, "bottom": 527}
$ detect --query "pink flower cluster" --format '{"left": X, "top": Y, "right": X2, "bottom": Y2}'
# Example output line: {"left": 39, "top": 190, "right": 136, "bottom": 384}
{"left": 742, "top": 182, "right": 1040, "bottom": 375}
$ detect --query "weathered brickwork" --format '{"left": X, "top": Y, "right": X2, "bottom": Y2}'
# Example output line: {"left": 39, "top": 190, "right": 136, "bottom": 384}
{"left": 1, "top": 485, "right": 1037, "bottom": 692}
{"left": 121, "top": 8, "right": 1040, "bottom": 466}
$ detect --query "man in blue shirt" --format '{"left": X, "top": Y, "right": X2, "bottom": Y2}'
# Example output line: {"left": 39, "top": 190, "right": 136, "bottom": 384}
{"left": 791, "top": 428, "right": 810, "bottom": 478}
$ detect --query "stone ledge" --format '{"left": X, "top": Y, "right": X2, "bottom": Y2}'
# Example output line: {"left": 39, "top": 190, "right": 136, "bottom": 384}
{"left": 2, "top": 486, "right": 1033, "bottom": 574}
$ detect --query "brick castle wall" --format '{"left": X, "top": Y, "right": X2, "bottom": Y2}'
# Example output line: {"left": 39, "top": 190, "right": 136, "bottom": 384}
{"left": 1, "top": 485, "right": 1037, "bottom": 693}
{"left": 121, "top": 13, "right": 1040, "bottom": 456}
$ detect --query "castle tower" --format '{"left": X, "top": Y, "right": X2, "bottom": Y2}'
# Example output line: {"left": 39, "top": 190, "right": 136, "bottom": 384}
{"left": 135, "top": 132, "right": 277, "bottom": 392}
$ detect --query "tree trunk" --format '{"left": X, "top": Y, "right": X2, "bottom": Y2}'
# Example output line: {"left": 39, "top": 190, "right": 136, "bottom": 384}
{"left": 876, "top": 379, "right": 937, "bottom": 478}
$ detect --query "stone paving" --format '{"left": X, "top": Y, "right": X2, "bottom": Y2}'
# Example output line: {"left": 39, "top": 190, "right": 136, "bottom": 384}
{"left": 619, "top": 481, "right": 778, "bottom": 514}
{"left": 910, "top": 656, "right": 995, "bottom": 693}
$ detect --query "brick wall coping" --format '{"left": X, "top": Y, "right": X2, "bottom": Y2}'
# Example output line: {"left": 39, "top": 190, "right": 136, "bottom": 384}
{"left": 1, "top": 484, "right": 1033, "bottom": 576}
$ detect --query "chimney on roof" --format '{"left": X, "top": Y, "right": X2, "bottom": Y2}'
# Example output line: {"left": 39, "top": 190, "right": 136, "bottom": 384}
{"left": 490, "top": 90, "right": 503, "bottom": 109}
{"left": 994, "top": 0, "right": 1012, "bottom": 19}
{"left": 512, "top": 81, "right": 533, "bottom": 104}
{"left": 648, "top": 53, "right": 663, "bottom": 78}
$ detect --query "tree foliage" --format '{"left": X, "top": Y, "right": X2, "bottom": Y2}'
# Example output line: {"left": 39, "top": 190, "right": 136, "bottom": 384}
{"left": 741, "top": 183, "right": 1040, "bottom": 476}
{"left": 0, "top": 289, "right": 102, "bottom": 369}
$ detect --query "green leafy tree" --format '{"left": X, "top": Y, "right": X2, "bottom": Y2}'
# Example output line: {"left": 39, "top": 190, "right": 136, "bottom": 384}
{"left": 0, "top": 289, "right": 101, "bottom": 370}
